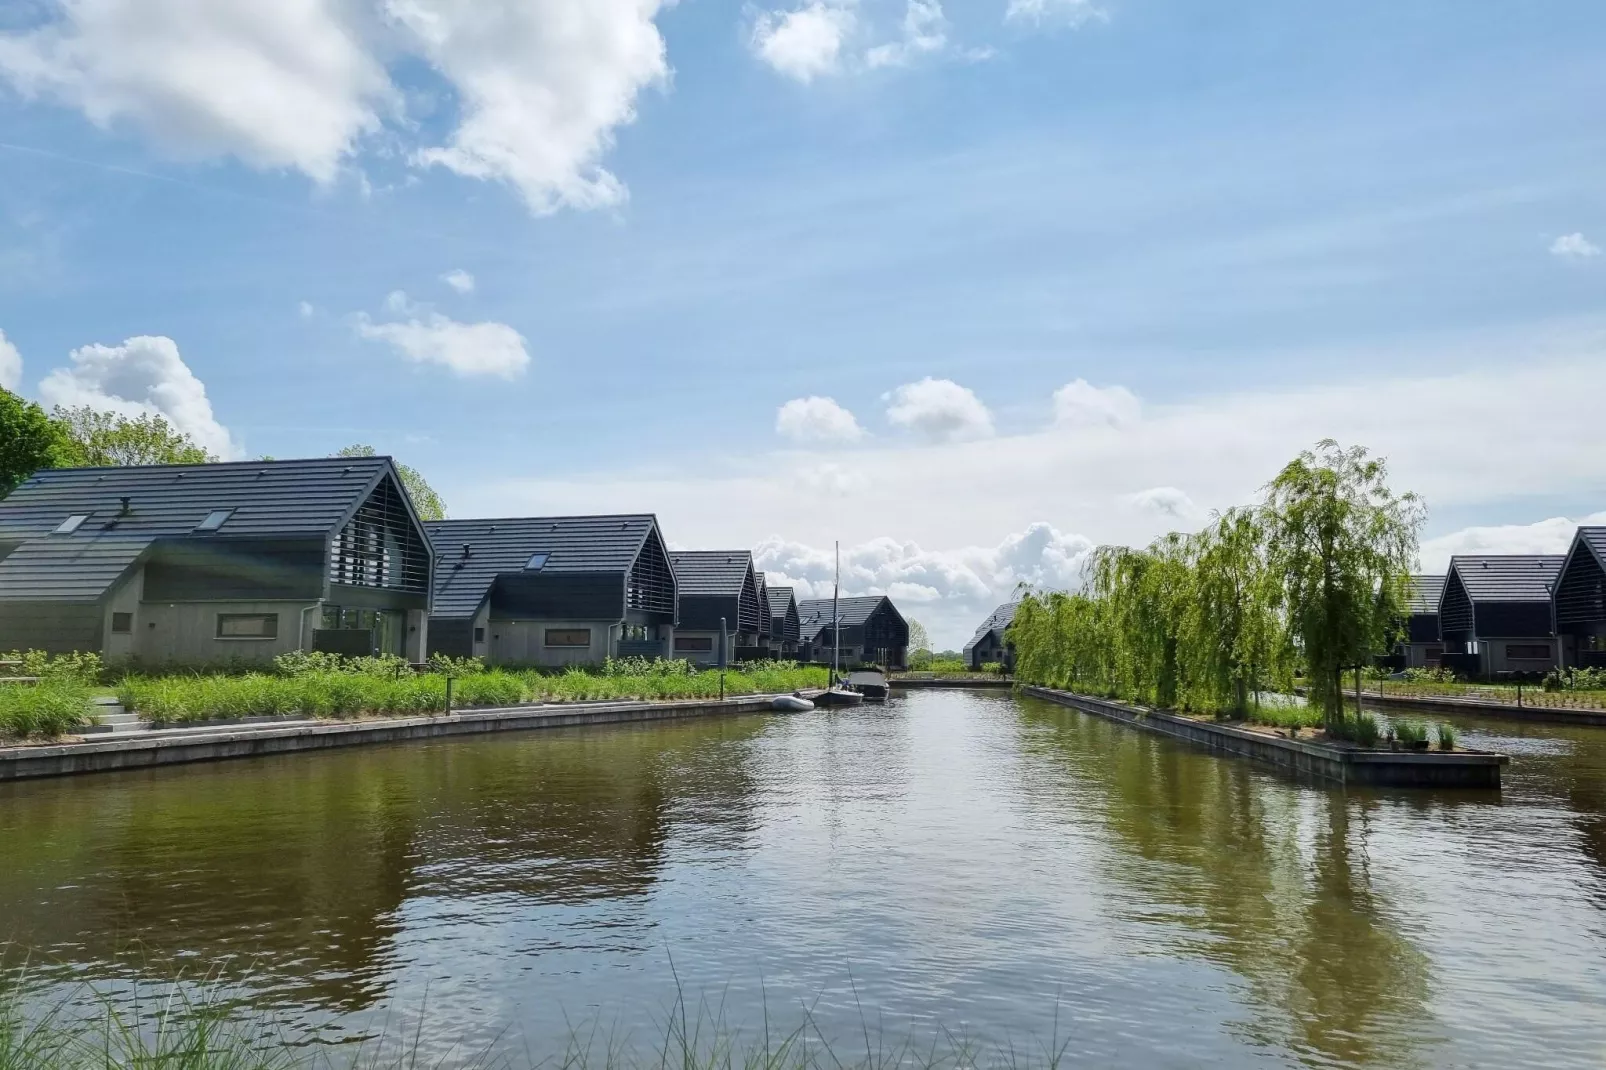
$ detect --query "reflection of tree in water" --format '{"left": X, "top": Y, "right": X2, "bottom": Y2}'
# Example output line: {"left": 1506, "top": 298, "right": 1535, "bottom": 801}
{"left": 0, "top": 715, "right": 765, "bottom": 1016}
{"left": 1015, "top": 700, "right": 1433, "bottom": 1069}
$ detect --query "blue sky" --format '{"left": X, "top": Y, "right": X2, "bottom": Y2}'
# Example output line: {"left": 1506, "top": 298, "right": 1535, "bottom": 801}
{"left": 1, "top": 0, "right": 1604, "bottom": 645}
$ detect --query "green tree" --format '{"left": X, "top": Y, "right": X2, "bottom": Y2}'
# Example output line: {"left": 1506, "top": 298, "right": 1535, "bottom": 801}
{"left": 908, "top": 619, "right": 931, "bottom": 654}
{"left": 52, "top": 406, "right": 214, "bottom": 466}
{"left": 334, "top": 445, "right": 446, "bottom": 521}
{"left": 1262, "top": 440, "right": 1423, "bottom": 728}
{"left": 0, "top": 388, "right": 75, "bottom": 497}
{"left": 1177, "top": 508, "right": 1288, "bottom": 717}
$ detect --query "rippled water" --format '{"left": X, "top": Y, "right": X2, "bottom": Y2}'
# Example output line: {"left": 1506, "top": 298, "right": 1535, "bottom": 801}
{"left": 3, "top": 690, "right": 1606, "bottom": 1068}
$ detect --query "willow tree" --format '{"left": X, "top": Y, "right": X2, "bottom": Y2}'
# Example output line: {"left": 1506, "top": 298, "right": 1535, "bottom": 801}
{"left": 1262, "top": 440, "right": 1422, "bottom": 728}
{"left": 1177, "top": 508, "right": 1287, "bottom": 716}
{"left": 1088, "top": 536, "right": 1193, "bottom": 708}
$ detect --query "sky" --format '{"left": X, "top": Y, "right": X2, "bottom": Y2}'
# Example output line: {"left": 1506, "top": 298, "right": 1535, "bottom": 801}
{"left": 0, "top": 0, "right": 1603, "bottom": 647}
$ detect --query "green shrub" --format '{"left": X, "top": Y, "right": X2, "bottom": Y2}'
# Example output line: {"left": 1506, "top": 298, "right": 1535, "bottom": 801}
{"left": 1436, "top": 722, "right": 1457, "bottom": 751}
{"left": 0, "top": 649, "right": 103, "bottom": 683}
{"left": 1392, "top": 719, "right": 1428, "bottom": 746}
{"left": 427, "top": 653, "right": 486, "bottom": 675}
{"left": 1327, "top": 713, "right": 1382, "bottom": 746}
{"left": 0, "top": 680, "right": 94, "bottom": 739}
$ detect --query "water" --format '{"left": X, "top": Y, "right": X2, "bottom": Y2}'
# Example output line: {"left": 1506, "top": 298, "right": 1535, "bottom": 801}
{"left": 3, "top": 689, "right": 1605, "bottom": 1068}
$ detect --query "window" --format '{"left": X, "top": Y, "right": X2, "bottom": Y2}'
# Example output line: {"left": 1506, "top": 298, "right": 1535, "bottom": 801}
{"left": 111, "top": 612, "right": 133, "bottom": 634}
{"left": 54, "top": 514, "right": 89, "bottom": 534}
{"left": 217, "top": 613, "right": 278, "bottom": 640}
{"left": 195, "top": 509, "right": 234, "bottom": 532}
{"left": 473, "top": 627, "right": 486, "bottom": 644}
{"left": 545, "top": 628, "right": 591, "bottom": 648}
{"left": 1507, "top": 644, "right": 1553, "bottom": 660}
{"left": 525, "top": 552, "right": 550, "bottom": 571}
{"left": 674, "top": 636, "right": 713, "bottom": 652}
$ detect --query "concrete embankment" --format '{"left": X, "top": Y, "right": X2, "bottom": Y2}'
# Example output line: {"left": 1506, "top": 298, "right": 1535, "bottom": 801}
{"left": 890, "top": 678, "right": 1014, "bottom": 690}
{"left": 1357, "top": 690, "right": 1606, "bottom": 727}
{"left": 0, "top": 695, "right": 784, "bottom": 782}
{"left": 1021, "top": 686, "right": 1507, "bottom": 789}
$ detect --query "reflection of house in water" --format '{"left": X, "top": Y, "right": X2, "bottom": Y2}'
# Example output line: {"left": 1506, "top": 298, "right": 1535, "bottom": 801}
{"left": 0, "top": 716, "right": 765, "bottom": 1015}
{"left": 1013, "top": 701, "right": 1432, "bottom": 1069}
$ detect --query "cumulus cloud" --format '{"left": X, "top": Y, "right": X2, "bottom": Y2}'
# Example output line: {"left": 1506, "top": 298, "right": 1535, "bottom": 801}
{"left": 1052, "top": 379, "right": 1141, "bottom": 428}
{"left": 392, "top": 0, "right": 669, "bottom": 214}
{"left": 1550, "top": 233, "right": 1602, "bottom": 259}
{"left": 356, "top": 292, "right": 530, "bottom": 378}
{"left": 298, "top": 301, "right": 315, "bottom": 319}
{"left": 1005, "top": 0, "right": 1106, "bottom": 26}
{"left": 0, "top": 329, "right": 21, "bottom": 391}
{"left": 0, "top": 0, "right": 389, "bottom": 183}
{"left": 751, "top": 1, "right": 855, "bottom": 83}
{"left": 37, "top": 335, "right": 239, "bottom": 458}
{"left": 441, "top": 269, "right": 476, "bottom": 294}
{"left": 1126, "top": 486, "right": 1195, "bottom": 520}
{"left": 865, "top": 0, "right": 947, "bottom": 69}
{"left": 754, "top": 522, "right": 1093, "bottom": 647}
{"left": 776, "top": 396, "right": 866, "bottom": 443}
{"left": 1418, "top": 513, "right": 1606, "bottom": 572}
{"left": 884, "top": 377, "right": 993, "bottom": 441}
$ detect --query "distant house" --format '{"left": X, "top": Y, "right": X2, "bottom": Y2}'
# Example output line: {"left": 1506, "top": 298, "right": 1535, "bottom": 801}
{"left": 0, "top": 457, "right": 433, "bottom": 664}
{"left": 1396, "top": 575, "right": 1446, "bottom": 669}
{"left": 1439, "top": 555, "right": 1565, "bottom": 676}
{"left": 424, "top": 514, "right": 676, "bottom": 666}
{"left": 667, "top": 551, "right": 763, "bottom": 665}
{"left": 765, "top": 583, "right": 800, "bottom": 658}
{"left": 747, "top": 571, "right": 772, "bottom": 660}
{"left": 1555, "top": 527, "right": 1606, "bottom": 670}
{"left": 964, "top": 602, "right": 1019, "bottom": 671}
{"left": 797, "top": 595, "right": 910, "bottom": 670}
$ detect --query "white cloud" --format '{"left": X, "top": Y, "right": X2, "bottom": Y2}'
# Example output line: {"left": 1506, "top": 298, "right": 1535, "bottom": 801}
{"left": 37, "top": 335, "right": 239, "bottom": 458}
{"left": 1419, "top": 513, "right": 1606, "bottom": 573}
{"left": 391, "top": 0, "right": 669, "bottom": 214}
{"left": 441, "top": 269, "right": 476, "bottom": 294}
{"left": 865, "top": 0, "right": 947, "bottom": 69}
{"left": 0, "top": 329, "right": 22, "bottom": 391}
{"left": 1126, "top": 486, "right": 1195, "bottom": 520}
{"left": 356, "top": 292, "right": 529, "bottom": 379}
{"left": 1005, "top": 0, "right": 1106, "bottom": 26}
{"left": 1052, "top": 379, "right": 1141, "bottom": 428}
{"left": 776, "top": 395, "right": 866, "bottom": 443}
{"left": 298, "top": 301, "right": 315, "bottom": 319}
{"left": 884, "top": 377, "right": 993, "bottom": 441}
{"left": 751, "top": 1, "right": 855, "bottom": 83}
{"left": 0, "top": 0, "right": 389, "bottom": 183}
{"left": 755, "top": 522, "right": 1092, "bottom": 647}
{"left": 1550, "top": 233, "right": 1601, "bottom": 259}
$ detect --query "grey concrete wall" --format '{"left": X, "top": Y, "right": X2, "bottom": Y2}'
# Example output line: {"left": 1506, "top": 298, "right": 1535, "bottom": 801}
{"left": 136, "top": 599, "right": 319, "bottom": 664}
{"left": 102, "top": 568, "right": 143, "bottom": 662}
{"left": 487, "top": 618, "right": 618, "bottom": 666}
{"left": 1484, "top": 637, "right": 1559, "bottom": 674}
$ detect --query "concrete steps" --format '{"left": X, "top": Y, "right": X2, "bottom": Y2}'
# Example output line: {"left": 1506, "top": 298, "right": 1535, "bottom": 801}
{"left": 82, "top": 699, "right": 149, "bottom": 735}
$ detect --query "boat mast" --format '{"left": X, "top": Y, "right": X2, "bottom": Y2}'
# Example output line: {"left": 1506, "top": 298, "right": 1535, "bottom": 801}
{"left": 832, "top": 540, "right": 840, "bottom": 681}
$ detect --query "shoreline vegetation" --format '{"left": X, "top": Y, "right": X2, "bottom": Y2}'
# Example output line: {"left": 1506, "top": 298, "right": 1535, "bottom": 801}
{"left": 0, "top": 653, "right": 829, "bottom": 741}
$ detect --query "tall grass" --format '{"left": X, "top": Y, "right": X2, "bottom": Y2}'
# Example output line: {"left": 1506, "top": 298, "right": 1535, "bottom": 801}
{"left": 0, "top": 651, "right": 101, "bottom": 741}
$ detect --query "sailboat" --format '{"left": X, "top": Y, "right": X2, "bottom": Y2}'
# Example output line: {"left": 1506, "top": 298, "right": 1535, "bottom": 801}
{"left": 814, "top": 540, "right": 864, "bottom": 707}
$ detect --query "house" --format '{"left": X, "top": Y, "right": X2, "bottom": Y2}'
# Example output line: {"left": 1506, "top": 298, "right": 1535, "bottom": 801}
{"left": 765, "top": 582, "right": 800, "bottom": 658}
{"left": 964, "top": 602, "right": 1019, "bottom": 671}
{"left": 797, "top": 595, "right": 910, "bottom": 669}
{"left": 1555, "top": 527, "right": 1606, "bottom": 670}
{"left": 1395, "top": 575, "right": 1446, "bottom": 669}
{"left": 746, "top": 571, "right": 772, "bottom": 660}
{"left": 667, "top": 551, "right": 763, "bottom": 665}
{"left": 425, "top": 515, "right": 676, "bottom": 666}
{"left": 1439, "top": 555, "right": 1565, "bottom": 676}
{"left": 0, "top": 457, "right": 433, "bottom": 664}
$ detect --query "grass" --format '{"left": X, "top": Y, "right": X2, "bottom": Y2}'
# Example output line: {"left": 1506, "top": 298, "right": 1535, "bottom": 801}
{"left": 0, "top": 681, "right": 96, "bottom": 741}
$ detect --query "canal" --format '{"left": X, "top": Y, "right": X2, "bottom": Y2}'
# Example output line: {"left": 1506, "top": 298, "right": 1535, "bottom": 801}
{"left": 2, "top": 689, "right": 1604, "bottom": 1068}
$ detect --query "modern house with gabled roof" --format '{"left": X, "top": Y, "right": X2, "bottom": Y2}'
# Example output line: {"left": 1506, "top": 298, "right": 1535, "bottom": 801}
{"left": 749, "top": 571, "right": 772, "bottom": 660}
{"left": 797, "top": 595, "right": 910, "bottom": 670}
{"left": 0, "top": 457, "right": 434, "bottom": 664}
{"left": 1555, "top": 527, "right": 1606, "bottom": 670}
{"left": 1439, "top": 555, "right": 1565, "bottom": 676}
{"left": 1395, "top": 575, "right": 1446, "bottom": 669}
{"left": 424, "top": 514, "right": 676, "bottom": 666}
{"left": 964, "top": 602, "right": 1019, "bottom": 671}
{"left": 667, "top": 550, "right": 762, "bottom": 665}
{"left": 765, "top": 581, "right": 800, "bottom": 657}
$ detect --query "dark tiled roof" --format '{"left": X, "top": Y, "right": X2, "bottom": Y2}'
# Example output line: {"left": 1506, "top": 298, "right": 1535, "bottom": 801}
{"left": 766, "top": 584, "right": 796, "bottom": 619}
{"left": 1580, "top": 527, "right": 1606, "bottom": 566}
{"left": 963, "top": 602, "right": 1019, "bottom": 656}
{"left": 1405, "top": 575, "right": 1445, "bottom": 616}
{"left": 426, "top": 515, "right": 659, "bottom": 619}
{"left": 1446, "top": 555, "right": 1565, "bottom": 604}
{"left": 797, "top": 595, "right": 889, "bottom": 638}
{"left": 668, "top": 551, "right": 753, "bottom": 597}
{"left": 0, "top": 457, "right": 402, "bottom": 602}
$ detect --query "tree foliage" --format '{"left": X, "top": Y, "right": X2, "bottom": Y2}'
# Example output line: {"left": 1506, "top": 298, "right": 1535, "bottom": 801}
{"left": 908, "top": 619, "right": 931, "bottom": 653}
{"left": 0, "top": 388, "right": 76, "bottom": 498}
{"left": 51, "top": 406, "right": 215, "bottom": 467}
{"left": 1010, "top": 441, "right": 1420, "bottom": 729}
{"left": 334, "top": 444, "right": 447, "bottom": 521}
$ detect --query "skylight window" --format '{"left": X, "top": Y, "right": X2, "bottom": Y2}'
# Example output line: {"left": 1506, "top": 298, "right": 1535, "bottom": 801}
{"left": 195, "top": 509, "right": 234, "bottom": 532}
{"left": 54, "top": 514, "right": 89, "bottom": 535}
{"left": 525, "top": 553, "right": 550, "bottom": 571}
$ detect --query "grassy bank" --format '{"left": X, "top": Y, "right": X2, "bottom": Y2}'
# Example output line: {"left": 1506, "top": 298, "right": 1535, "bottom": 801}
{"left": 0, "top": 652, "right": 101, "bottom": 740}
